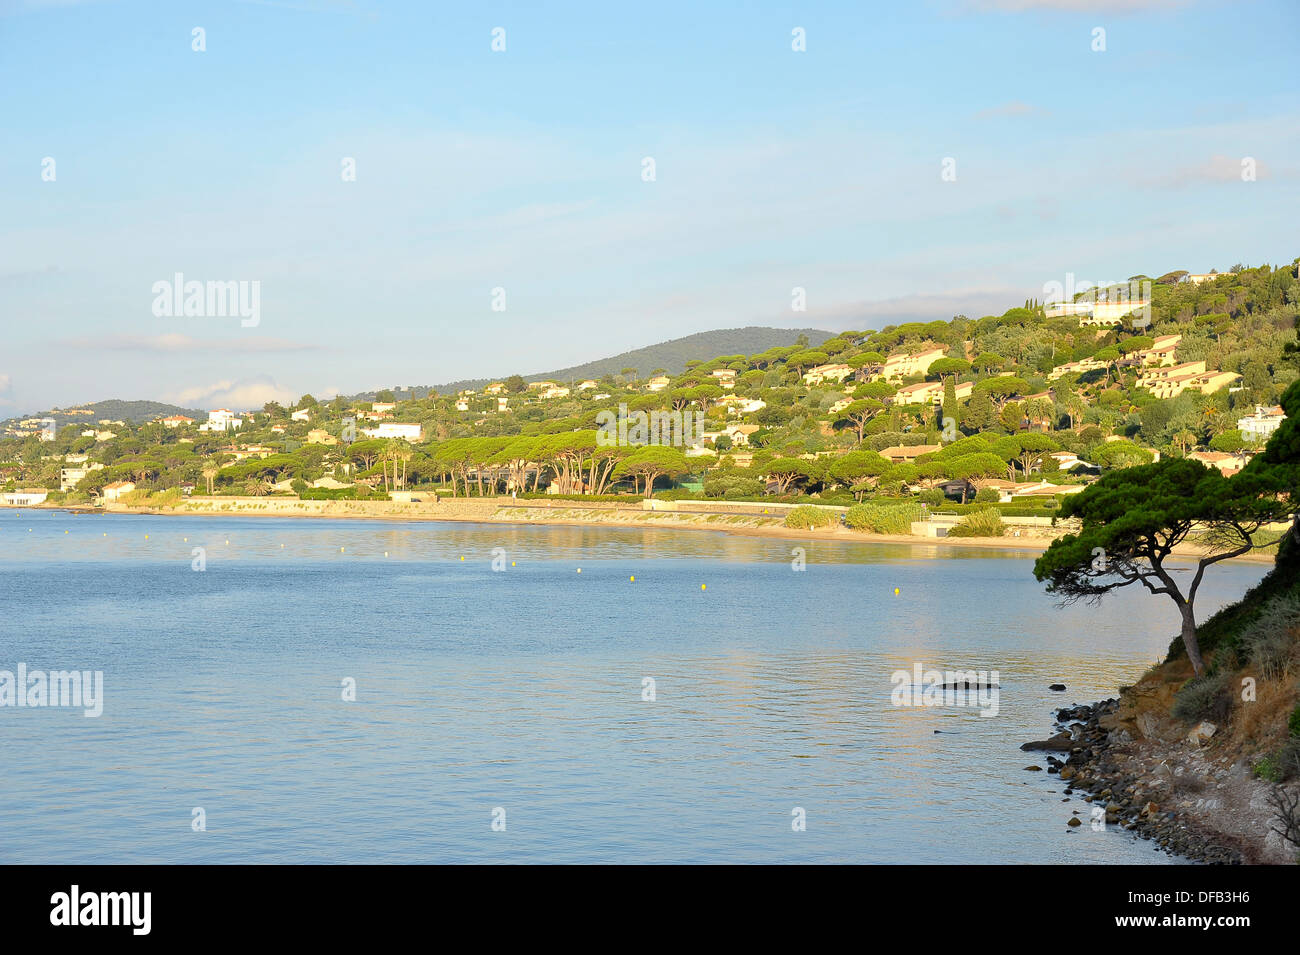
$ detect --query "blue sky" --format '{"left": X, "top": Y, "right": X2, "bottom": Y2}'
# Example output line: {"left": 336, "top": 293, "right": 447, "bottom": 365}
{"left": 1, "top": 0, "right": 1297, "bottom": 413}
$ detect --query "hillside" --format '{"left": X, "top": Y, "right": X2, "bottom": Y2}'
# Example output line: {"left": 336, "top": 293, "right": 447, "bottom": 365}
{"left": 414, "top": 326, "right": 833, "bottom": 397}
{"left": 2, "top": 399, "right": 206, "bottom": 427}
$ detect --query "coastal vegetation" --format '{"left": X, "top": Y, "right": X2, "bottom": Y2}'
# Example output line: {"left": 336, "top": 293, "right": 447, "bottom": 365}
{"left": 3, "top": 261, "right": 1296, "bottom": 532}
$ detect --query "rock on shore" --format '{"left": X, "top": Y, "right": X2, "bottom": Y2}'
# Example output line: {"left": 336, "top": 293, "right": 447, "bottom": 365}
{"left": 1026, "top": 699, "right": 1249, "bottom": 864}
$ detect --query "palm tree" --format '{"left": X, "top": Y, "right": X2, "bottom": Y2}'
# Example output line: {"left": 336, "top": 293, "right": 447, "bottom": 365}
{"left": 393, "top": 441, "right": 411, "bottom": 489}
{"left": 202, "top": 462, "right": 219, "bottom": 495}
{"left": 246, "top": 478, "right": 272, "bottom": 497}
{"left": 1171, "top": 429, "right": 1199, "bottom": 456}
{"left": 1065, "top": 394, "right": 1088, "bottom": 432}
{"left": 1200, "top": 405, "right": 1226, "bottom": 437}
{"left": 1023, "top": 396, "right": 1055, "bottom": 432}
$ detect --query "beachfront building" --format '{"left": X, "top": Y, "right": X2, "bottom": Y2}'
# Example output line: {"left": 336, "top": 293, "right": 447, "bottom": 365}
{"left": 989, "top": 480, "right": 1087, "bottom": 503}
{"left": 371, "top": 401, "right": 397, "bottom": 413}
{"left": 100, "top": 481, "right": 136, "bottom": 503}
{"left": 577, "top": 380, "right": 598, "bottom": 391}
{"left": 2, "top": 489, "right": 50, "bottom": 506}
{"left": 290, "top": 408, "right": 312, "bottom": 422}
{"left": 1237, "top": 404, "right": 1286, "bottom": 442}
{"left": 646, "top": 375, "right": 671, "bottom": 392}
{"left": 306, "top": 429, "right": 338, "bottom": 446}
{"left": 60, "top": 462, "right": 104, "bottom": 491}
{"left": 710, "top": 368, "right": 737, "bottom": 389}
{"left": 161, "top": 415, "right": 194, "bottom": 428}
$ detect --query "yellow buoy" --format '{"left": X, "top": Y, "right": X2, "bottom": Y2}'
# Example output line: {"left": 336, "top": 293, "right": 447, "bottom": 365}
{"left": 701, "top": 584, "right": 706, "bottom": 590}
{"left": 460, "top": 556, "right": 464, "bottom": 561}
{"left": 384, "top": 551, "right": 389, "bottom": 557}
{"left": 511, "top": 561, "right": 515, "bottom": 567}
{"left": 630, "top": 575, "right": 635, "bottom": 582}
{"left": 577, "top": 568, "right": 581, "bottom": 573}
{"left": 144, "top": 534, "right": 149, "bottom": 540}
{"left": 894, "top": 587, "right": 900, "bottom": 595}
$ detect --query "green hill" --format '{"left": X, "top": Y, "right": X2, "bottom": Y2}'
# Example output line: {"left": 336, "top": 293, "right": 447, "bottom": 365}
{"left": 413, "top": 326, "right": 833, "bottom": 397}
{"left": 3, "top": 399, "right": 206, "bottom": 427}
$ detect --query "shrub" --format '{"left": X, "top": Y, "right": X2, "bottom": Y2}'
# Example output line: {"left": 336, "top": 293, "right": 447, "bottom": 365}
{"left": 1171, "top": 671, "right": 1233, "bottom": 724}
{"left": 784, "top": 505, "right": 836, "bottom": 529}
{"left": 1278, "top": 736, "right": 1300, "bottom": 781}
{"left": 1289, "top": 703, "right": 1300, "bottom": 739}
{"left": 299, "top": 487, "right": 360, "bottom": 500}
{"left": 973, "top": 487, "right": 1001, "bottom": 503}
{"left": 1254, "top": 754, "right": 1282, "bottom": 782}
{"left": 844, "top": 502, "right": 921, "bottom": 535}
{"left": 652, "top": 488, "right": 702, "bottom": 502}
{"left": 918, "top": 488, "right": 946, "bottom": 506}
{"left": 947, "top": 507, "right": 1004, "bottom": 538}
{"left": 1239, "top": 593, "right": 1300, "bottom": 680}
{"left": 722, "top": 480, "right": 765, "bottom": 500}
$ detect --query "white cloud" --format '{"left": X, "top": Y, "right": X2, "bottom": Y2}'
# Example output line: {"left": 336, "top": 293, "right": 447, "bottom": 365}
{"left": 168, "top": 376, "right": 297, "bottom": 411}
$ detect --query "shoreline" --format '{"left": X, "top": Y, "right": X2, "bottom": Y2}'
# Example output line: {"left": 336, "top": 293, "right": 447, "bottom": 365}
{"left": 7, "top": 497, "right": 1277, "bottom": 563}
{"left": 2, "top": 497, "right": 1069, "bottom": 555}
{"left": 1023, "top": 699, "right": 1296, "bottom": 864}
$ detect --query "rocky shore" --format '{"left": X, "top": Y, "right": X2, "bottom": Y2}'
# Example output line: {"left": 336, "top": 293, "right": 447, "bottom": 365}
{"left": 1023, "top": 699, "right": 1255, "bottom": 864}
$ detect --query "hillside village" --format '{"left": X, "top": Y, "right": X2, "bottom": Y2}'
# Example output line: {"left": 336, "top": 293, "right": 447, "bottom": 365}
{"left": 3, "top": 262, "right": 1296, "bottom": 530}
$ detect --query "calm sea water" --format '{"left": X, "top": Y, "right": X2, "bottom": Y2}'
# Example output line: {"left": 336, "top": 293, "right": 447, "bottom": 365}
{"left": 0, "top": 510, "right": 1267, "bottom": 864}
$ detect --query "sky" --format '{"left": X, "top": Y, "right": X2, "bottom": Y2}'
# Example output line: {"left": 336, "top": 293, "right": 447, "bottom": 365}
{"left": 1, "top": 0, "right": 1297, "bottom": 414}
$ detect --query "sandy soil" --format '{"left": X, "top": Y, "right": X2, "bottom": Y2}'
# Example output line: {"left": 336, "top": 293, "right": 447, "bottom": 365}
{"left": 17, "top": 496, "right": 1274, "bottom": 562}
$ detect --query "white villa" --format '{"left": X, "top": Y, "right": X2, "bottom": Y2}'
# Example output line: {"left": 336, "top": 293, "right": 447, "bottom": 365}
{"left": 199, "top": 409, "right": 242, "bottom": 432}
{"left": 1237, "top": 404, "right": 1286, "bottom": 442}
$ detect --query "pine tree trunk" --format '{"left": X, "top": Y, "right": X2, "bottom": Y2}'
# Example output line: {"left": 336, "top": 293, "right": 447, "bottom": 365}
{"left": 1181, "top": 606, "right": 1204, "bottom": 676}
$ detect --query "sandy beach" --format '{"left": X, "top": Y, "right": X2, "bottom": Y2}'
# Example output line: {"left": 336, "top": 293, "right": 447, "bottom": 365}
{"left": 15, "top": 495, "right": 1278, "bottom": 563}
